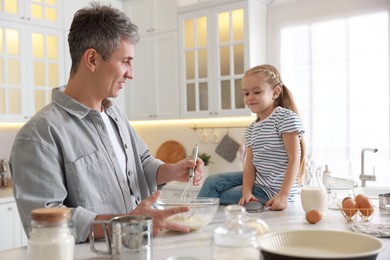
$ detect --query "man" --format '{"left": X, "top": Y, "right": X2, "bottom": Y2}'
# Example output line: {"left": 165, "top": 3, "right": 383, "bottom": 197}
{"left": 9, "top": 2, "right": 203, "bottom": 243}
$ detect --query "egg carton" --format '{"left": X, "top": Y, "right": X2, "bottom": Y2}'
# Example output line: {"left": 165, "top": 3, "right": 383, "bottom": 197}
{"left": 339, "top": 206, "right": 375, "bottom": 222}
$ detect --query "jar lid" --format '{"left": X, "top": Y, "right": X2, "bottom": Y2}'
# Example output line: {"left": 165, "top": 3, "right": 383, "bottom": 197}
{"left": 31, "top": 208, "right": 71, "bottom": 222}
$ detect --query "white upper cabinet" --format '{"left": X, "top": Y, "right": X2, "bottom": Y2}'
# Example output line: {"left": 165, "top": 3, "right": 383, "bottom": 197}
{"left": 126, "top": 0, "right": 178, "bottom": 35}
{"left": 0, "top": 0, "right": 63, "bottom": 29}
{"left": 0, "top": 0, "right": 65, "bottom": 122}
{"left": 124, "top": 0, "right": 180, "bottom": 120}
{"left": 125, "top": 31, "right": 180, "bottom": 120}
{"left": 178, "top": 0, "right": 269, "bottom": 118}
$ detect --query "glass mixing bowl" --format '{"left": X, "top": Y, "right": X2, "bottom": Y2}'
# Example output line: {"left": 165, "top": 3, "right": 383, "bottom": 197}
{"left": 154, "top": 197, "right": 220, "bottom": 231}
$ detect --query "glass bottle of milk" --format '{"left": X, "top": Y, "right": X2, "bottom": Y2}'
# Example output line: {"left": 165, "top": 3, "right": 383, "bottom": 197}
{"left": 300, "top": 166, "right": 328, "bottom": 214}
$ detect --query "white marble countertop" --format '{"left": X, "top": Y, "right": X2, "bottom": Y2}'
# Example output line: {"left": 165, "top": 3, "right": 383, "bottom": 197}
{"left": 1, "top": 196, "right": 389, "bottom": 259}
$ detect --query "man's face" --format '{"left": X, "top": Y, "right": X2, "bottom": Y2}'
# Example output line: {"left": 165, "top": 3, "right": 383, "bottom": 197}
{"left": 95, "top": 39, "right": 135, "bottom": 99}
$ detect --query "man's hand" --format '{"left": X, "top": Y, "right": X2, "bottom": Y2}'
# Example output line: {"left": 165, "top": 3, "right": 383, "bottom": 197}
{"left": 157, "top": 157, "right": 204, "bottom": 186}
{"left": 131, "top": 190, "right": 191, "bottom": 235}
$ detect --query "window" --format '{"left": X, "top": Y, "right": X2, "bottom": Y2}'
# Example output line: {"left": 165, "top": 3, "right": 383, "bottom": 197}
{"left": 280, "top": 12, "right": 389, "bottom": 186}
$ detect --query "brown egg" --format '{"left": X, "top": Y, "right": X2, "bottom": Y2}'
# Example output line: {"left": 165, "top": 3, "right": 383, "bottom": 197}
{"left": 306, "top": 210, "right": 322, "bottom": 224}
{"left": 342, "top": 196, "right": 353, "bottom": 204}
{"left": 358, "top": 197, "right": 374, "bottom": 217}
{"left": 354, "top": 194, "right": 367, "bottom": 205}
{"left": 341, "top": 197, "right": 358, "bottom": 217}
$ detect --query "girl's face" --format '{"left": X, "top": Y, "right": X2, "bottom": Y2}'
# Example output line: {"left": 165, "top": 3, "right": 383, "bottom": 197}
{"left": 242, "top": 74, "right": 280, "bottom": 119}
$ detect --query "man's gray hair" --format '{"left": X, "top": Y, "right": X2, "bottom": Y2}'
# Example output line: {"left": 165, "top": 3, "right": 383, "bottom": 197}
{"left": 68, "top": 2, "right": 140, "bottom": 73}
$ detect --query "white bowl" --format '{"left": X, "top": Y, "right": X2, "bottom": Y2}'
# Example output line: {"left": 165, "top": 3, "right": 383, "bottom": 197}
{"left": 154, "top": 197, "right": 219, "bottom": 231}
{"left": 258, "top": 230, "right": 384, "bottom": 260}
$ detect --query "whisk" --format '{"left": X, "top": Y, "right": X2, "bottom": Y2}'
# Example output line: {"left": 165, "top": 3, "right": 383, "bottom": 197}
{"left": 181, "top": 144, "right": 198, "bottom": 201}
{"left": 181, "top": 177, "right": 194, "bottom": 201}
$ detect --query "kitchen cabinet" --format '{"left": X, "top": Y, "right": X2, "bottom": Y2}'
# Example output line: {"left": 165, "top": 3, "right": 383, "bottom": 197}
{"left": 0, "top": 0, "right": 65, "bottom": 122}
{"left": 0, "top": 0, "right": 63, "bottom": 29}
{"left": 0, "top": 200, "right": 28, "bottom": 251}
{"left": 124, "top": 31, "right": 180, "bottom": 119}
{"left": 124, "top": 0, "right": 180, "bottom": 120}
{"left": 125, "top": 0, "right": 178, "bottom": 36}
{"left": 178, "top": 0, "right": 269, "bottom": 118}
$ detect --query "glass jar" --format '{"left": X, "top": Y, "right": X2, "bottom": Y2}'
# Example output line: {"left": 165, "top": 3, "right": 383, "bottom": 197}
{"left": 28, "top": 208, "right": 75, "bottom": 260}
{"left": 243, "top": 216, "right": 270, "bottom": 238}
{"left": 212, "top": 205, "right": 259, "bottom": 260}
{"left": 301, "top": 166, "right": 328, "bottom": 214}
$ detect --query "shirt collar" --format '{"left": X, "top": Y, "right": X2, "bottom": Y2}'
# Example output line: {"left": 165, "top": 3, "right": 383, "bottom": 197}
{"left": 52, "top": 86, "right": 112, "bottom": 118}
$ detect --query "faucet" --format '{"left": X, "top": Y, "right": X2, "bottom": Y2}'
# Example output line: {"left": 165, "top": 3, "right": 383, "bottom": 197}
{"left": 360, "top": 148, "right": 378, "bottom": 187}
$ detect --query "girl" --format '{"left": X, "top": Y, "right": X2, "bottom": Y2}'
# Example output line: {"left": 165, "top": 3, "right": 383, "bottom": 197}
{"left": 197, "top": 64, "right": 305, "bottom": 210}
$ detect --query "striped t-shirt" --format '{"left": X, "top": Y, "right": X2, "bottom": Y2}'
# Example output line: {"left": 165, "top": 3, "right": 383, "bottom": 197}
{"left": 244, "top": 106, "right": 304, "bottom": 202}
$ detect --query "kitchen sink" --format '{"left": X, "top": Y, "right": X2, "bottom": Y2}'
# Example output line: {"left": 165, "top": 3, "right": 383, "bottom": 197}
{"left": 353, "top": 186, "right": 390, "bottom": 199}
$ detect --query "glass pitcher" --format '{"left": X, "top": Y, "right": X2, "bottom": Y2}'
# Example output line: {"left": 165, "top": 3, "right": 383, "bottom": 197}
{"left": 300, "top": 166, "right": 328, "bottom": 214}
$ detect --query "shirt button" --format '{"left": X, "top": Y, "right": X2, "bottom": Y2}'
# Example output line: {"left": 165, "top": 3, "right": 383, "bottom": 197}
{"left": 125, "top": 144, "right": 128, "bottom": 149}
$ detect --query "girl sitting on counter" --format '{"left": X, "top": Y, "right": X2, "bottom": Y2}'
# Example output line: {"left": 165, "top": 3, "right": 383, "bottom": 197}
{"left": 198, "top": 64, "right": 305, "bottom": 211}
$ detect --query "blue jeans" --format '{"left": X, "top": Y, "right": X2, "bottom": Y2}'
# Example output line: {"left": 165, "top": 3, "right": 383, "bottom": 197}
{"left": 197, "top": 171, "right": 269, "bottom": 205}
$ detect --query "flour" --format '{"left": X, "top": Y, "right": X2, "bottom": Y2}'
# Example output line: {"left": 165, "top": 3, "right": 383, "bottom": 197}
{"left": 29, "top": 225, "right": 75, "bottom": 260}
{"left": 168, "top": 215, "right": 208, "bottom": 230}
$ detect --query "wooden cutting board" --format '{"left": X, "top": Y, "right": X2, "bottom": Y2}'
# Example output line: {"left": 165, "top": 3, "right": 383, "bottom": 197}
{"left": 155, "top": 140, "right": 186, "bottom": 163}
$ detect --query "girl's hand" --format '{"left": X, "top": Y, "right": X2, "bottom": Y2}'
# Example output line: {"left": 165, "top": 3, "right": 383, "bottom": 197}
{"left": 131, "top": 191, "right": 191, "bottom": 235}
{"left": 239, "top": 193, "right": 257, "bottom": 206}
{"left": 265, "top": 194, "right": 288, "bottom": 210}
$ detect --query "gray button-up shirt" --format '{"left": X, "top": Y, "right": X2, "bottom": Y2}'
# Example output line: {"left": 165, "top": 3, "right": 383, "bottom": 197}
{"left": 10, "top": 86, "right": 163, "bottom": 242}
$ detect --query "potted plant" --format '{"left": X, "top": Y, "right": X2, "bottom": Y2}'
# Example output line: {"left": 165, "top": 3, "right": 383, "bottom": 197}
{"left": 198, "top": 152, "right": 212, "bottom": 179}
{"left": 198, "top": 152, "right": 212, "bottom": 166}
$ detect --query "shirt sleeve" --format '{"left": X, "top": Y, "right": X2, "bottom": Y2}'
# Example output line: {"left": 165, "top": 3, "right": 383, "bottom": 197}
{"left": 275, "top": 108, "right": 305, "bottom": 138}
{"left": 244, "top": 122, "right": 255, "bottom": 147}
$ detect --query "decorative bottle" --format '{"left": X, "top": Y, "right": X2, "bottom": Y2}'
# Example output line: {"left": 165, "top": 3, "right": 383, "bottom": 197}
{"left": 322, "top": 164, "right": 332, "bottom": 186}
